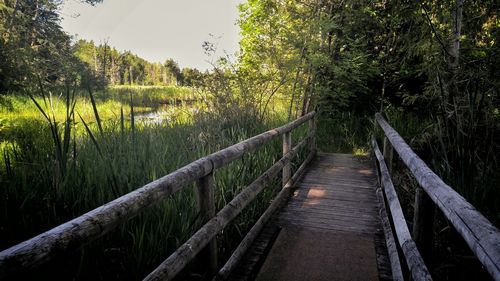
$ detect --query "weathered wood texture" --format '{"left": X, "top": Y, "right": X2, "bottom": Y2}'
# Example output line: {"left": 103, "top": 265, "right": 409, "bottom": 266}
{"left": 256, "top": 227, "right": 379, "bottom": 281}
{"left": 376, "top": 113, "right": 500, "bottom": 281}
{"left": 217, "top": 116, "right": 319, "bottom": 281}
{"left": 225, "top": 221, "right": 281, "bottom": 281}
{"left": 214, "top": 150, "right": 315, "bottom": 281}
{"left": 375, "top": 187, "right": 404, "bottom": 281}
{"left": 373, "top": 139, "right": 432, "bottom": 281}
{"left": 412, "top": 186, "right": 436, "bottom": 261}
{"left": 254, "top": 153, "right": 393, "bottom": 280}
{"left": 373, "top": 143, "right": 403, "bottom": 281}
{"left": 282, "top": 132, "right": 292, "bottom": 187}
{"left": 0, "top": 112, "right": 315, "bottom": 277}
{"left": 308, "top": 115, "right": 316, "bottom": 152}
{"left": 197, "top": 172, "right": 218, "bottom": 275}
{"left": 383, "top": 136, "right": 394, "bottom": 173}
{"left": 144, "top": 137, "right": 311, "bottom": 281}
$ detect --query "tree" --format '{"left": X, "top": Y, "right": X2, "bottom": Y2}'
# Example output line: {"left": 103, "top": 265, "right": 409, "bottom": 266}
{"left": 181, "top": 67, "right": 203, "bottom": 87}
{"left": 164, "top": 59, "right": 182, "bottom": 85}
{"left": 0, "top": 0, "right": 102, "bottom": 91}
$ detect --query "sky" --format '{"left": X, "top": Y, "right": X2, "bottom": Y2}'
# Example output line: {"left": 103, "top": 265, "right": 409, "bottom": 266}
{"left": 60, "top": 0, "right": 244, "bottom": 71}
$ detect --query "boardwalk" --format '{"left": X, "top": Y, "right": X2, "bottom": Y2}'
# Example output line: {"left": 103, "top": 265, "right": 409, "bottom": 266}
{"left": 2, "top": 112, "right": 499, "bottom": 281}
{"left": 230, "top": 153, "right": 392, "bottom": 281}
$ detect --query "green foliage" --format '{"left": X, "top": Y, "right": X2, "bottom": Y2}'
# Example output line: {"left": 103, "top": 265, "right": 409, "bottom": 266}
{"left": 238, "top": 0, "right": 499, "bottom": 222}
{"left": 0, "top": 0, "right": 87, "bottom": 91}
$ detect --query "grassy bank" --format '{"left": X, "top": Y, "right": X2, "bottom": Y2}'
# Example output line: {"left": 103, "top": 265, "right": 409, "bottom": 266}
{"left": 0, "top": 85, "right": 198, "bottom": 123}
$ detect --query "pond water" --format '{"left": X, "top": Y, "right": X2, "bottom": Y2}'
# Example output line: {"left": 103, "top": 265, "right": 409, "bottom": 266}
{"left": 134, "top": 105, "right": 199, "bottom": 126}
{"left": 135, "top": 111, "right": 164, "bottom": 125}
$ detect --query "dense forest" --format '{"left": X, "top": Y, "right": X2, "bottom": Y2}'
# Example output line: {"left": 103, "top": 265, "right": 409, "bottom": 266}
{"left": 0, "top": 0, "right": 499, "bottom": 280}
{"left": 235, "top": 0, "right": 500, "bottom": 217}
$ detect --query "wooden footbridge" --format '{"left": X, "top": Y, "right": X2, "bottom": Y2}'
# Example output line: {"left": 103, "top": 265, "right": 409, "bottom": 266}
{"left": 1, "top": 112, "right": 499, "bottom": 281}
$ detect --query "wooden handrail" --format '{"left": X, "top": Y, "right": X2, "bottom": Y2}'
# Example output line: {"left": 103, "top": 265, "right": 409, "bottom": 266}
{"left": 214, "top": 117, "right": 317, "bottom": 281}
{"left": 0, "top": 111, "right": 316, "bottom": 278}
{"left": 145, "top": 135, "right": 312, "bottom": 280}
{"left": 372, "top": 139, "right": 432, "bottom": 281}
{"left": 375, "top": 113, "right": 500, "bottom": 281}
{"left": 375, "top": 187, "right": 404, "bottom": 281}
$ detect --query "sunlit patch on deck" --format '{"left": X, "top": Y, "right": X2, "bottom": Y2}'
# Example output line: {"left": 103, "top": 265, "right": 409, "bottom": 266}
{"left": 358, "top": 169, "right": 373, "bottom": 175}
{"left": 306, "top": 187, "right": 326, "bottom": 198}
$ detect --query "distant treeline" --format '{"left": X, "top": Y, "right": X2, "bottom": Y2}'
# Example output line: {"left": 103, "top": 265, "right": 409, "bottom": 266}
{"left": 0, "top": 0, "right": 203, "bottom": 92}
{"left": 73, "top": 39, "right": 205, "bottom": 88}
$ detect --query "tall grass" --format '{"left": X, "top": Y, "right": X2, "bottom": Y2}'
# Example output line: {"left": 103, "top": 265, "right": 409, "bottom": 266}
{"left": 0, "top": 86, "right": 307, "bottom": 280}
{"left": 101, "top": 85, "right": 198, "bottom": 109}
{"left": 316, "top": 111, "right": 372, "bottom": 154}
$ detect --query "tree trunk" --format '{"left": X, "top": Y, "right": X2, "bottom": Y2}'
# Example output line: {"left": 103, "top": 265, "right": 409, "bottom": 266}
{"left": 129, "top": 65, "right": 133, "bottom": 85}
{"left": 301, "top": 75, "right": 311, "bottom": 116}
{"left": 380, "top": 74, "right": 386, "bottom": 113}
{"left": 102, "top": 42, "right": 108, "bottom": 82}
{"left": 288, "top": 44, "right": 307, "bottom": 121}
{"left": 94, "top": 49, "right": 98, "bottom": 73}
{"left": 110, "top": 56, "right": 115, "bottom": 85}
{"left": 5, "top": 0, "right": 20, "bottom": 41}
{"left": 288, "top": 69, "right": 301, "bottom": 121}
{"left": 30, "top": 0, "right": 40, "bottom": 47}
{"left": 447, "top": 0, "right": 463, "bottom": 102}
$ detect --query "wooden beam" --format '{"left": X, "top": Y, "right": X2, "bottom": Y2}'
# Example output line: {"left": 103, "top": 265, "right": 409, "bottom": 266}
{"left": 308, "top": 114, "right": 317, "bottom": 153}
{"left": 383, "top": 136, "right": 394, "bottom": 173}
{"left": 0, "top": 112, "right": 316, "bottom": 277}
{"left": 282, "top": 132, "right": 292, "bottom": 187}
{"left": 412, "top": 186, "right": 435, "bottom": 261}
{"left": 197, "top": 172, "right": 217, "bottom": 275}
{"left": 375, "top": 113, "right": 500, "bottom": 281}
{"left": 373, "top": 139, "right": 432, "bottom": 281}
{"left": 375, "top": 186, "right": 404, "bottom": 281}
{"left": 143, "top": 137, "right": 310, "bottom": 281}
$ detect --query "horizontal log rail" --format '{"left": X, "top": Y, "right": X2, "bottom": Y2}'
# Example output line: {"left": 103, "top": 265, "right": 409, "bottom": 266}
{"left": 145, "top": 136, "right": 312, "bottom": 280}
{"left": 373, "top": 139, "right": 432, "bottom": 281}
{"left": 0, "top": 111, "right": 317, "bottom": 279}
{"left": 374, "top": 113, "right": 500, "bottom": 281}
{"left": 375, "top": 186, "right": 404, "bottom": 281}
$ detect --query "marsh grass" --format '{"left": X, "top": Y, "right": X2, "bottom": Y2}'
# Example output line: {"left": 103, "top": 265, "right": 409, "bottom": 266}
{"left": 0, "top": 86, "right": 307, "bottom": 280}
{"left": 101, "top": 85, "right": 198, "bottom": 109}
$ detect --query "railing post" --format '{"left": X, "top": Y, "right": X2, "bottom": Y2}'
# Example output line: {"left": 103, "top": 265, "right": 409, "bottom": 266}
{"left": 282, "top": 132, "right": 292, "bottom": 187}
{"left": 412, "top": 187, "right": 435, "bottom": 261}
{"left": 308, "top": 114, "right": 317, "bottom": 153}
{"left": 382, "top": 136, "right": 393, "bottom": 172}
{"left": 197, "top": 172, "right": 218, "bottom": 275}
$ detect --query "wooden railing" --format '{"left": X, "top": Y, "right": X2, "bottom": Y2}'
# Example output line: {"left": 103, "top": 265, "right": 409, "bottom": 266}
{"left": 0, "top": 111, "right": 317, "bottom": 280}
{"left": 373, "top": 113, "right": 500, "bottom": 281}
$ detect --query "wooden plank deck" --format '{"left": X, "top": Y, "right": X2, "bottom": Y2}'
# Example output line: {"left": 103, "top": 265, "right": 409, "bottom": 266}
{"left": 228, "top": 153, "right": 392, "bottom": 281}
